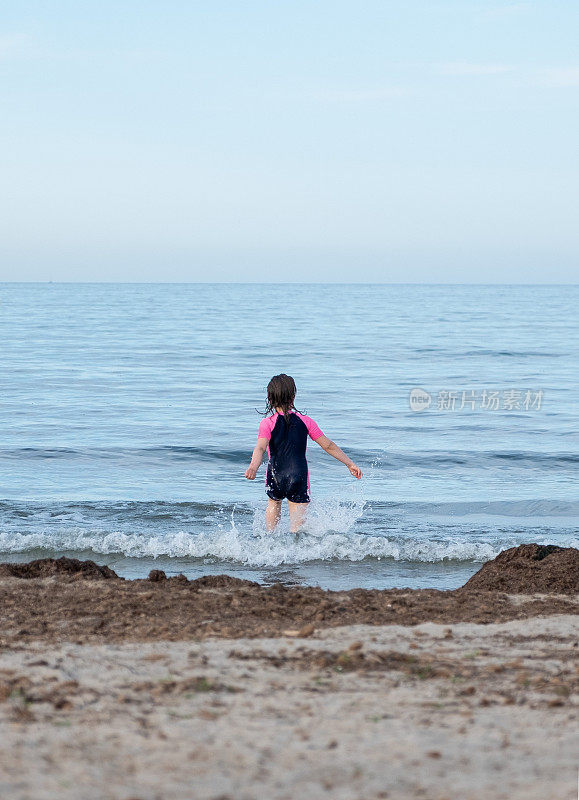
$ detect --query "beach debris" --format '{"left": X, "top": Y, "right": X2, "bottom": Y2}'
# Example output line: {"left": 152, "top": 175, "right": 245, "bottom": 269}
{"left": 148, "top": 570, "right": 167, "bottom": 582}
{"left": 461, "top": 544, "right": 579, "bottom": 594}
{"left": 283, "top": 623, "right": 316, "bottom": 638}
{"left": 0, "top": 556, "right": 119, "bottom": 581}
{"left": 0, "top": 548, "right": 577, "bottom": 649}
{"left": 191, "top": 575, "right": 259, "bottom": 589}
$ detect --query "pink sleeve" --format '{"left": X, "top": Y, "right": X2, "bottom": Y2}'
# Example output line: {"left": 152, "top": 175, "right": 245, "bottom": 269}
{"left": 299, "top": 414, "right": 324, "bottom": 441}
{"left": 258, "top": 417, "right": 275, "bottom": 440}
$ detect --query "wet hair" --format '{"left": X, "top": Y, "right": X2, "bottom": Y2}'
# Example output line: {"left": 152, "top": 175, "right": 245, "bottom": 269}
{"left": 264, "top": 374, "right": 299, "bottom": 418}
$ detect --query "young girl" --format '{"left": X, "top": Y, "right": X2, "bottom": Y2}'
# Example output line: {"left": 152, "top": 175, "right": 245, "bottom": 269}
{"left": 245, "top": 374, "right": 362, "bottom": 532}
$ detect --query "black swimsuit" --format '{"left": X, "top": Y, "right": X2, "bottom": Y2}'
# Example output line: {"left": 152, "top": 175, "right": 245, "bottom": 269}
{"left": 258, "top": 411, "right": 323, "bottom": 503}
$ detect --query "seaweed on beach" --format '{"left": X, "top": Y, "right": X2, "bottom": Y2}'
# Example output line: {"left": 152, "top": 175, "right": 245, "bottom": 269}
{"left": 461, "top": 544, "right": 579, "bottom": 595}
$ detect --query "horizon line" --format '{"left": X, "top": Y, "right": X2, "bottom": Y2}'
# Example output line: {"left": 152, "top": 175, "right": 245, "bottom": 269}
{"left": 1, "top": 281, "right": 578, "bottom": 287}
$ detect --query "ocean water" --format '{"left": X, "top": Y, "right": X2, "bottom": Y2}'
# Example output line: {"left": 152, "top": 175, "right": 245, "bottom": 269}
{"left": 1, "top": 283, "right": 577, "bottom": 590}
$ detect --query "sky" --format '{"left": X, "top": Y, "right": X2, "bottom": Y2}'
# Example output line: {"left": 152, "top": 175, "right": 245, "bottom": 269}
{"left": 0, "top": 1, "right": 578, "bottom": 282}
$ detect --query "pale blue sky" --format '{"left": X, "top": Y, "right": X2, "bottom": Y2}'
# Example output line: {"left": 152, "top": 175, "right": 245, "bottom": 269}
{"left": 1, "top": 1, "right": 577, "bottom": 282}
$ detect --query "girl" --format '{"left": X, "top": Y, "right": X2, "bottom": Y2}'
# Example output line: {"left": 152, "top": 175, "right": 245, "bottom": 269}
{"left": 245, "top": 374, "right": 362, "bottom": 532}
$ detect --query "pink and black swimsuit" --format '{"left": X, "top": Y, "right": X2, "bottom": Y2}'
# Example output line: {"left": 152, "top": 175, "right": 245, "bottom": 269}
{"left": 258, "top": 411, "right": 324, "bottom": 503}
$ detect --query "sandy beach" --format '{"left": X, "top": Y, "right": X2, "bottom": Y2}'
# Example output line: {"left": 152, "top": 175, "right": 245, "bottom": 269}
{"left": 1, "top": 546, "right": 577, "bottom": 800}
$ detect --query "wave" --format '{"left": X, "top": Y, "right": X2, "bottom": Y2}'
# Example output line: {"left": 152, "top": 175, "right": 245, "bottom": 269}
{"left": 460, "top": 349, "right": 563, "bottom": 358}
{"left": 368, "top": 451, "right": 579, "bottom": 469}
{"left": 1, "top": 446, "right": 577, "bottom": 470}
{"left": 0, "top": 446, "right": 248, "bottom": 463}
{"left": 412, "top": 347, "right": 563, "bottom": 358}
{"left": 0, "top": 528, "right": 520, "bottom": 565}
{"left": 368, "top": 498, "right": 579, "bottom": 518}
{"left": 1, "top": 527, "right": 577, "bottom": 566}
{"left": 1, "top": 497, "right": 578, "bottom": 522}
{"left": 0, "top": 494, "right": 577, "bottom": 567}
{"left": 1, "top": 495, "right": 576, "bottom": 568}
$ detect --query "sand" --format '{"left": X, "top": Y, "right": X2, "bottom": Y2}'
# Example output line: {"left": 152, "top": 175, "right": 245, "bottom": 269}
{"left": 0, "top": 546, "right": 577, "bottom": 799}
{"left": 0, "top": 616, "right": 577, "bottom": 800}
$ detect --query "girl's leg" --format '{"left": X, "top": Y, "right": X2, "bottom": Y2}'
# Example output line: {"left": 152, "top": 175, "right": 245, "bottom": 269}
{"left": 265, "top": 499, "right": 282, "bottom": 531}
{"left": 288, "top": 501, "right": 307, "bottom": 533}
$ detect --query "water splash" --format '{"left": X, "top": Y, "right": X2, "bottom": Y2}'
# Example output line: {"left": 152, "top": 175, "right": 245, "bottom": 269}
{"left": 0, "top": 492, "right": 576, "bottom": 567}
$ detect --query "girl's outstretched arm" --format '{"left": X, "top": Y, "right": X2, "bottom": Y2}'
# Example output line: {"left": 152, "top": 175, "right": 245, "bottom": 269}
{"left": 314, "top": 435, "right": 363, "bottom": 479}
{"left": 245, "top": 437, "right": 269, "bottom": 479}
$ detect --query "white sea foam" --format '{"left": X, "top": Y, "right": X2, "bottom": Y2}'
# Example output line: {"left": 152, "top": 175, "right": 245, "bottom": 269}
{"left": 0, "top": 527, "right": 502, "bottom": 564}
{"left": 1, "top": 509, "right": 577, "bottom": 567}
{"left": 2, "top": 494, "right": 577, "bottom": 567}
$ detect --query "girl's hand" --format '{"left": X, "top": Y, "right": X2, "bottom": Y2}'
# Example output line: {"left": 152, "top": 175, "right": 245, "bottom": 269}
{"left": 245, "top": 465, "right": 258, "bottom": 480}
{"left": 348, "top": 463, "right": 363, "bottom": 479}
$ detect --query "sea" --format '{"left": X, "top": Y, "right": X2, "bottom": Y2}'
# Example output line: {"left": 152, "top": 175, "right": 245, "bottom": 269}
{"left": 1, "top": 283, "right": 577, "bottom": 590}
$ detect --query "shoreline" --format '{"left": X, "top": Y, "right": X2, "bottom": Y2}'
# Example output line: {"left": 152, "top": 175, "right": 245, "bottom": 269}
{"left": 0, "top": 549, "right": 487, "bottom": 592}
{"left": 0, "top": 546, "right": 577, "bottom": 647}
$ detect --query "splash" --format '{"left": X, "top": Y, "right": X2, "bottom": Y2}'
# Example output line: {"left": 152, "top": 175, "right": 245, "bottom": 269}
{"left": 1, "top": 492, "right": 577, "bottom": 568}
{"left": 0, "top": 526, "right": 504, "bottom": 565}
{"left": 1, "top": 493, "right": 576, "bottom": 567}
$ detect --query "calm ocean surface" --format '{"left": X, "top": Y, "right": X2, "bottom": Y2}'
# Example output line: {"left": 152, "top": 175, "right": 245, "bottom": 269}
{"left": 1, "top": 283, "right": 577, "bottom": 589}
